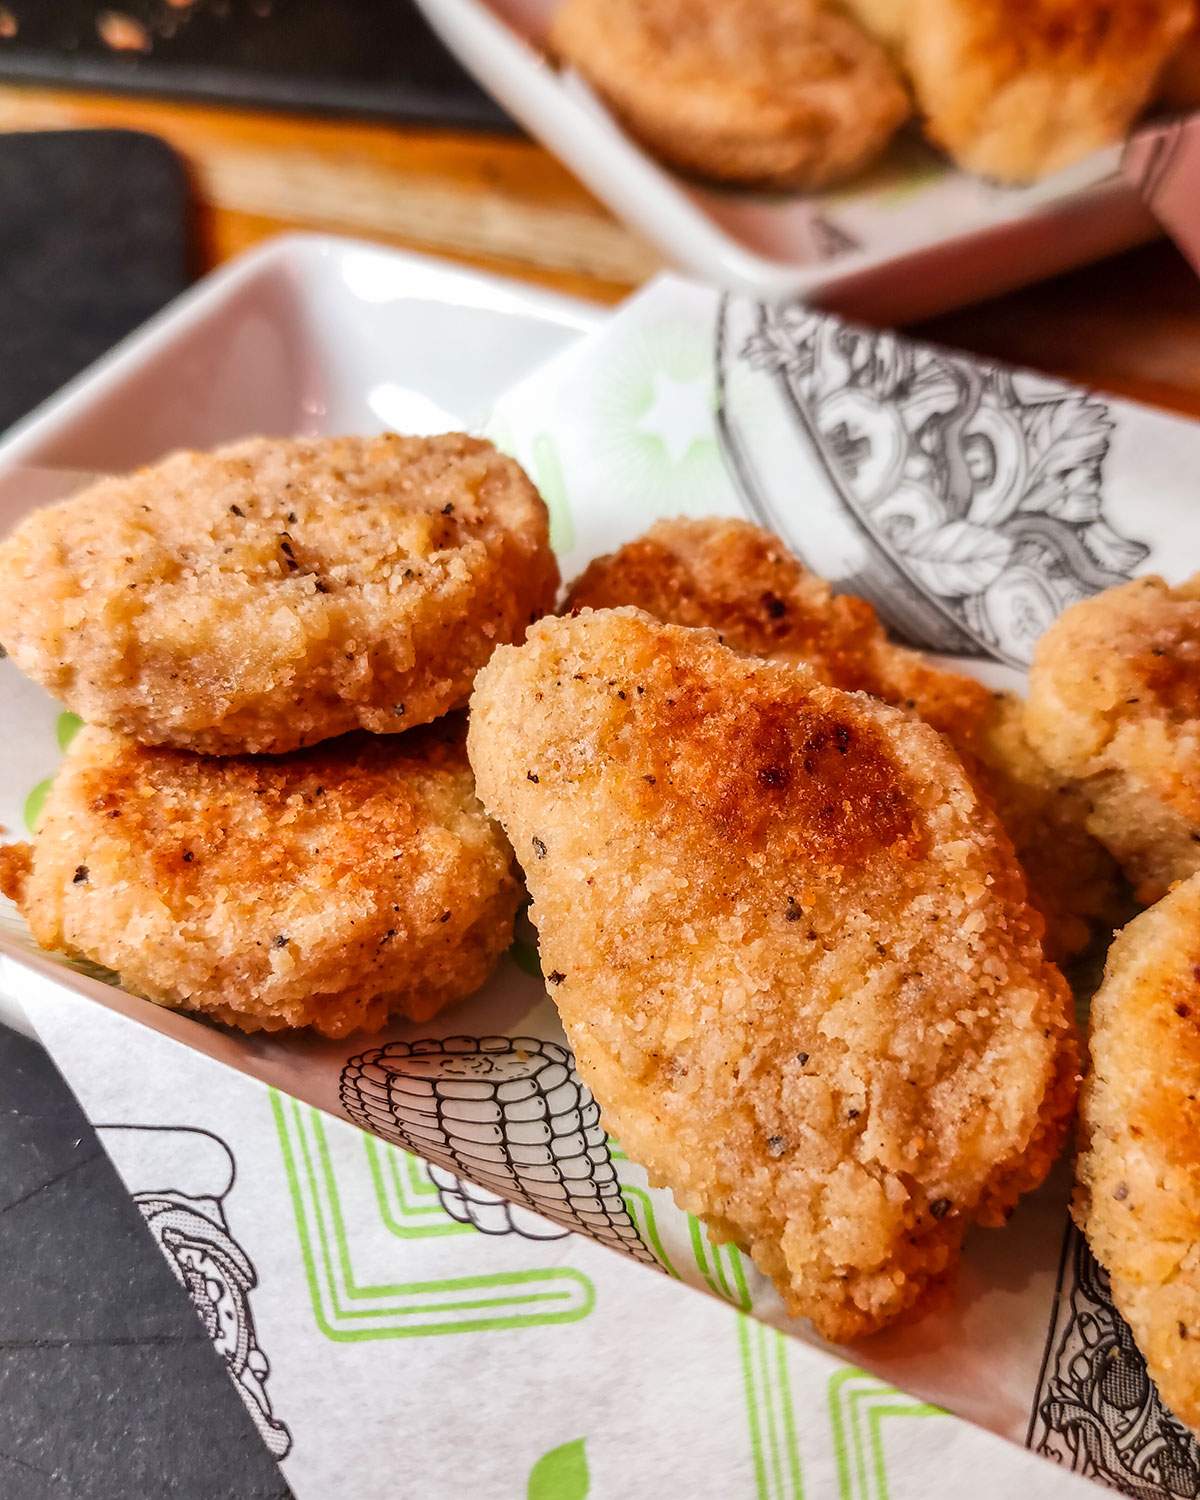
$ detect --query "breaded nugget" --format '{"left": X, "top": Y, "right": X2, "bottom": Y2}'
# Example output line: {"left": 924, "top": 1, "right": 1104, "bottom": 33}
{"left": 0, "top": 721, "right": 520, "bottom": 1037}
{"left": 1162, "top": 22, "right": 1200, "bottom": 105}
{"left": 1027, "top": 574, "right": 1200, "bottom": 904}
{"left": 0, "top": 434, "right": 558, "bottom": 755}
{"left": 1074, "top": 872, "right": 1200, "bottom": 1433}
{"left": 468, "top": 608, "right": 1077, "bottom": 1340}
{"left": 568, "top": 517, "right": 1121, "bottom": 958}
{"left": 548, "top": 0, "right": 909, "bottom": 190}
{"left": 901, "top": 0, "right": 1193, "bottom": 181}
{"left": 837, "top": 0, "right": 908, "bottom": 52}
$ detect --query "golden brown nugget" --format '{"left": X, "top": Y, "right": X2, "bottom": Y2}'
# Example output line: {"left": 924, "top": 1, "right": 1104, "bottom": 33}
{"left": 568, "top": 517, "right": 1121, "bottom": 958}
{"left": 468, "top": 608, "right": 1077, "bottom": 1340}
{"left": 838, "top": 0, "right": 908, "bottom": 52}
{"left": 1162, "top": 22, "right": 1200, "bottom": 105}
{"left": 0, "top": 434, "right": 559, "bottom": 755}
{"left": 0, "top": 722, "right": 520, "bottom": 1038}
{"left": 548, "top": 0, "right": 909, "bottom": 190}
{"left": 1075, "top": 873, "right": 1200, "bottom": 1433}
{"left": 1027, "top": 574, "right": 1200, "bottom": 904}
{"left": 901, "top": 0, "right": 1193, "bottom": 181}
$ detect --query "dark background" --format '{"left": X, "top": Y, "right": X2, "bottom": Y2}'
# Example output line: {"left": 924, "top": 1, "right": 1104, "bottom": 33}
{"left": 0, "top": 0, "right": 510, "bottom": 129}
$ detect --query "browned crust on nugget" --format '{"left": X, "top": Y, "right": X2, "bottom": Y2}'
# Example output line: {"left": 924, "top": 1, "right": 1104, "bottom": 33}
{"left": 1161, "top": 22, "right": 1200, "bottom": 106}
{"left": 548, "top": 0, "right": 909, "bottom": 189}
{"left": 1075, "top": 872, "right": 1200, "bottom": 1433}
{"left": 469, "top": 607, "right": 1077, "bottom": 1340}
{"left": 902, "top": 0, "right": 1194, "bottom": 181}
{"left": 567, "top": 517, "right": 1121, "bottom": 957}
{"left": 4, "top": 721, "right": 520, "bottom": 1037}
{"left": 1026, "top": 574, "right": 1200, "bottom": 903}
{"left": 0, "top": 434, "right": 559, "bottom": 754}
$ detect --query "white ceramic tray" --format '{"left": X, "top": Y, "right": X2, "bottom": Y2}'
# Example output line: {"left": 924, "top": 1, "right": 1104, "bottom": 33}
{"left": 415, "top": 0, "right": 1172, "bottom": 319}
{"left": 0, "top": 233, "right": 601, "bottom": 1038}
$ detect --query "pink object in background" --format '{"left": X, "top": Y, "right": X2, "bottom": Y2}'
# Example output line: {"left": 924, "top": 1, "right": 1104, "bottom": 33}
{"left": 1123, "top": 116, "right": 1200, "bottom": 274}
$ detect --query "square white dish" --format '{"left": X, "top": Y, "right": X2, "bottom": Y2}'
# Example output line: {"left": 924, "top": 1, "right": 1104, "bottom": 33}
{"left": 414, "top": 0, "right": 1172, "bottom": 319}
{"left": 0, "top": 232, "right": 600, "bottom": 1037}
{"left": 2, "top": 236, "right": 1199, "bottom": 1497}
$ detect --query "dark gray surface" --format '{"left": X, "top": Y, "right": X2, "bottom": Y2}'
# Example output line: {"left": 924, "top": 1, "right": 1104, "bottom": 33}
{"left": 0, "top": 1024, "right": 292, "bottom": 1499}
{"left": 0, "top": 130, "right": 189, "bottom": 435}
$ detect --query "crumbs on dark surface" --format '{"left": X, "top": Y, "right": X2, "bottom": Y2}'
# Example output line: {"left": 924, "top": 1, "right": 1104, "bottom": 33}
{"left": 532, "top": 836, "right": 547, "bottom": 859}
{"left": 72, "top": 865, "right": 89, "bottom": 884}
{"left": 546, "top": 969, "right": 566, "bottom": 985}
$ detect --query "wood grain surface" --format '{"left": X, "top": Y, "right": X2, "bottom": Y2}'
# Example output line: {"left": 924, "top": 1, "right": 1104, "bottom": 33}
{"left": 0, "top": 84, "right": 1198, "bottom": 416}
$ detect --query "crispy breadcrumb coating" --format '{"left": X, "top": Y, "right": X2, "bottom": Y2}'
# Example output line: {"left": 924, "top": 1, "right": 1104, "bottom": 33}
{"left": 1161, "top": 22, "right": 1200, "bottom": 106}
{"left": 567, "top": 517, "right": 1121, "bottom": 959}
{"left": 0, "top": 721, "right": 520, "bottom": 1037}
{"left": 1075, "top": 872, "right": 1200, "bottom": 1433}
{"left": 1026, "top": 574, "right": 1200, "bottom": 904}
{"left": 0, "top": 434, "right": 559, "bottom": 755}
{"left": 548, "top": 0, "right": 909, "bottom": 189}
{"left": 900, "top": 0, "right": 1193, "bottom": 182}
{"left": 468, "top": 608, "right": 1077, "bottom": 1340}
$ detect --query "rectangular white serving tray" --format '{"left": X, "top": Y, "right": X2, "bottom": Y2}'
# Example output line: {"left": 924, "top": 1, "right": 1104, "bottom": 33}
{"left": 0, "top": 233, "right": 602, "bottom": 1038}
{"left": 414, "top": 0, "right": 1171, "bottom": 319}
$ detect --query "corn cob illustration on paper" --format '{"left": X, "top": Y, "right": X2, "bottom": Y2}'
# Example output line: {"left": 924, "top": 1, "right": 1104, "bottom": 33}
{"left": 339, "top": 1035, "right": 658, "bottom": 1264}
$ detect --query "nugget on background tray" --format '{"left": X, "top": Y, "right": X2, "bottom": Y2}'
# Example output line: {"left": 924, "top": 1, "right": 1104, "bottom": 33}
{"left": 1074, "top": 872, "right": 1200, "bottom": 1434}
{"left": 1026, "top": 574, "right": 1200, "bottom": 904}
{"left": 0, "top": 721, "right": 520, "bottom": 1038}
{"left": 0, "top": 433, "right": 559, "bottom": 755}
{"left": 549, "top": 0, "right": 910, "bottom": 190}
{"left": 469, "top": 608, "right": 1077, "bottom": 1341}
{"left": 568, "top": 517, "right": 1122, "bottom": 959}
{"left": 883, "top": 0, "right": 1192, "bottom": 182}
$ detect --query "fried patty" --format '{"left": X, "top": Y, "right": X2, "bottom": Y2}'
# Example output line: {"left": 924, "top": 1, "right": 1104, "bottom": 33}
{"left": 0, "top": 721, "right": 520, "bottom": 1037}
{"left": 548, "top": 0, "right": 909, "bottom": 189}
{"left": 900, "top": 0, "right": 1192, "bottom": 181}
{"left": 567, "top": 517, "right": 1121, "bottom": 959}
{"left": 0, "top": 434, "right": 559, "bottom": 755}
{"left": 1026, "top": 574, "right": 1200, "bottom": 904}
{"left": 1075, "top": 872, "right": 1200, "bottom": 1433}
{"left": 468, "top": 607, "right": 1077, "bottom": 1340}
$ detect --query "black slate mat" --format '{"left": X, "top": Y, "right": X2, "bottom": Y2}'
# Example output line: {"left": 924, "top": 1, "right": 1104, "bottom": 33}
{"left": 0, "top": 0, "right": 511, "bottom": 131}
{"left": 0, "top": 129, "right": 188, "bottom": 435}
{"left": 0, "top": 129, "right": 291, "bottom": 1498}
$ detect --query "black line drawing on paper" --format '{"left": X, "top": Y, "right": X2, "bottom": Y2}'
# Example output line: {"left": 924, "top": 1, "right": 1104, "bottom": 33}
{"left": 715, "top": 297, "right": 1151, "bottom": 668}
{"left": 96, "top": 1124, "right": 292, "bottom": 1461}
{"left": 339, "top": 1035, "right": 658, "bottom": 1264}
{"left": 1027, "top": 1223, "right": 1200, "bottom": 1498}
